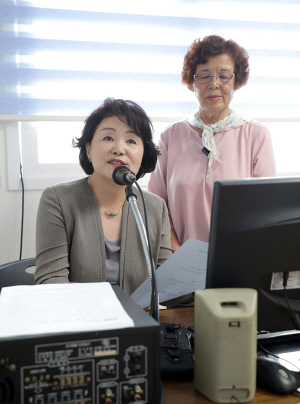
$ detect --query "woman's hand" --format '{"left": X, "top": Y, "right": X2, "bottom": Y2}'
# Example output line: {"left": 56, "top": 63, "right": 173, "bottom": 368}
{"left": 171, "top": 229, "right": 181, "bottom": 252}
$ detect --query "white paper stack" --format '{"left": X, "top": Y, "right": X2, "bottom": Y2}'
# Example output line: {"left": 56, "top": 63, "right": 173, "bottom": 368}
{"left": 0, "top": 282, "right": 134, "bottom": 338}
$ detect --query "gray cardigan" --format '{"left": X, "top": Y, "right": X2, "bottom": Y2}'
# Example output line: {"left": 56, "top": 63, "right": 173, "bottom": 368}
{"left": 35, "top": 178, "right": 173, "bottom": 295}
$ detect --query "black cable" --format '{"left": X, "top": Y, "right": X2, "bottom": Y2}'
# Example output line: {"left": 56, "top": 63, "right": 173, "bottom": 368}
{"left": 283, "top": 272, "right": 293, "bottom": 313}
{"left": 134, "top": 181, "right": 156, "bottom": 282}
{"left": 19, "top": 161, "right": 24, "bottom": 261}
{"left": 259, "top": 345, "right": 300, "bottom": 371}
{"left": 284, "top": 287, "right": 293, "bottom": 314}
{"left": 160, "top": 379, "right": 164, "bottom": 404}
{"left": 230, "top": 396, "right": 241, "bottom": 403}
{"left": 134, "top": 181, "right": 157, "bottom": 316}
{"left": 283, "top": 271, "right": 300, "bottom": 330}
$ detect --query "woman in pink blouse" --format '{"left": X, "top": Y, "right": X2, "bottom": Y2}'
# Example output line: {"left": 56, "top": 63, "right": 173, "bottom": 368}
{"left": 148, "top": 35, "right": 276, "bottom": 250}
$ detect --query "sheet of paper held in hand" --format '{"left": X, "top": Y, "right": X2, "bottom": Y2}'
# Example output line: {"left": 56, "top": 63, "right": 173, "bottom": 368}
{"left": 131, "top": 238, "right": 208, "bottom": 308}
{"left": 0, "top": 282, "right": 134, "bottom": 338}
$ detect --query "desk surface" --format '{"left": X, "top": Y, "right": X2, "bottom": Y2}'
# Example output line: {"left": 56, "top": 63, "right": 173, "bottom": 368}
{"left": 160, "top": 307, "right": 300, "bottom": 404}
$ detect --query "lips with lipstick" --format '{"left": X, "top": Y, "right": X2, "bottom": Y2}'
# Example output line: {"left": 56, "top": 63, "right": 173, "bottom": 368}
{"left": 108, "top": 158, "right": 126, "bottom": 168}
{"left": 207, "top": 95, "right": 222, "bottom": 101}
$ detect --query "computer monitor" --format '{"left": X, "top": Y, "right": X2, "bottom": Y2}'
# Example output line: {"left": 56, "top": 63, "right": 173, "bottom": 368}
{"left": 206, "top": 177, "right": 300, "bottom": 331}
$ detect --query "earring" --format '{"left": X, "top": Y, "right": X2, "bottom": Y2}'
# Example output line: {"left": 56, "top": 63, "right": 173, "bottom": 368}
{"left": 88, "top": 156, "right": 91, "bottom": 162}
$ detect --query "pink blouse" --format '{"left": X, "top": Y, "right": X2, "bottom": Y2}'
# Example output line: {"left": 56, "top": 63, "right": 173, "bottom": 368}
{"left": 148, "top": 120, "right": 276, "bottom": 243}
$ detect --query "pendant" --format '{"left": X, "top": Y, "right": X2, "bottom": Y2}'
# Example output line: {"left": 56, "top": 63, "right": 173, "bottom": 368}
{"left": 109, "top": 213, "right": 117, "bottom": 216}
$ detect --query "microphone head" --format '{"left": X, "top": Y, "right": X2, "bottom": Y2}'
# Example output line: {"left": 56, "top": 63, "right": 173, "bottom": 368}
{"left": 112, "top": 165, "right": 136, "bottom": 186}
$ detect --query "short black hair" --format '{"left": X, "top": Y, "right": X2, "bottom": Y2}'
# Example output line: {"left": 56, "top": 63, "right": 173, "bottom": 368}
{"left": 73, "top": 98, "right": 161, "bottom": 180}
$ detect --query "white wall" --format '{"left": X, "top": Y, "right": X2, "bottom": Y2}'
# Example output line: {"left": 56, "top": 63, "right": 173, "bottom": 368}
{"left": 0, "top": 122, "right": 42, "bottom": 265}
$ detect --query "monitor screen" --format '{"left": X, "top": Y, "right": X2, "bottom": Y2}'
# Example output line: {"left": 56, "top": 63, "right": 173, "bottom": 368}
{"left": 206, "top": 177, "right": 300, "bottom": 331}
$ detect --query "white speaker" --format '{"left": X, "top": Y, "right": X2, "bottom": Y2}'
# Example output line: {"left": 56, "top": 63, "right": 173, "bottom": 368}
{"left": 194, "top": 288, "right": 257, "bottom": 403}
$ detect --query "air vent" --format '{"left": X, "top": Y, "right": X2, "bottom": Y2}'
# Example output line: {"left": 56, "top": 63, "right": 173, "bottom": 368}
{"left": 274, "top": 217, "right": 300, "bottom": 225}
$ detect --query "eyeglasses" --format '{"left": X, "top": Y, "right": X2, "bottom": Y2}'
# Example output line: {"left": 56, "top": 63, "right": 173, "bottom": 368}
{"left": 193, "top": 72, "right": 235, "bottom": 84}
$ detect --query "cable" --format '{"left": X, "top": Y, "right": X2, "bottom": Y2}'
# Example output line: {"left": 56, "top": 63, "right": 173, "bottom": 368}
{"left": 134, "top": 181, "right": 156, "bottom": 282}
{"left": 283, "top": 272, "right": 293, "bottom": 312}
{"left": 282, "top": 271, "right": 300, "bottom": 330}
{"left": 230, "top": 396, "right": 241, "bottom": 403}
{"left": 259, "top": 345, "right": 300, "bottom": 371}
{"left": 160, "top": 379, "right": 164, "bottom": 404}
{"left": 19, "top": 158, "right": 24, "bottom": 261}
{"left": 134, "top": 180, "right": 158, "bottom": 318}
{"left": 18, "top": 120, "right": 25, "bottom": 261}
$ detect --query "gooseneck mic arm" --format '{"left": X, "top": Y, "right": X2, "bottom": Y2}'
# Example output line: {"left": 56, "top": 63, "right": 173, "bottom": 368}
{"left": 112, "top": 166, "right": 159, "bottom": 322}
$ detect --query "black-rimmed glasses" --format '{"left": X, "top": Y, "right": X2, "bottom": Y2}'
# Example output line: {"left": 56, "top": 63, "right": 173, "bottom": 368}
{"left": 193, "top": 72, "right": 235, "bottom": 84}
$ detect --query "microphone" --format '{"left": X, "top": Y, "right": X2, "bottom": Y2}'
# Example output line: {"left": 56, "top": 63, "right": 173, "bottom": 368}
{"left": 113, "top": 164, "right": 159, "bottom": 321}
{"left": 202, "top": 146, "right": 211, "bottom": 157}
{"left": 112, "top": 165, "right": 136, "bottom": 186}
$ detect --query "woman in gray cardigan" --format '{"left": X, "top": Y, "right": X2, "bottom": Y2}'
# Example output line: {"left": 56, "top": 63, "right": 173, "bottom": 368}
{"left": 35, "top": 98, "right": 173, "bottom": 296}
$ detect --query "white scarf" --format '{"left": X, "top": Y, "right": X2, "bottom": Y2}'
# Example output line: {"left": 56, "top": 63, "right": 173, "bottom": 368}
{"left": 186, "top": 108, "right": 251, "bottom": 177}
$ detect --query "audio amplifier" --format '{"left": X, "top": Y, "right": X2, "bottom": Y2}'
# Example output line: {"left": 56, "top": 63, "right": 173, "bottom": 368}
{"left": 0, "top": 286, "right": 160, "bottom": 404}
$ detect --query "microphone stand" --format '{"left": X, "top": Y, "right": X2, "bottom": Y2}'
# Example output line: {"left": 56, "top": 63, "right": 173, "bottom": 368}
{"left": 125, "top": 184, "right": 159, "bottom": 323}
{"left": 122, "top": 174, "right": 192, "bottom": 389}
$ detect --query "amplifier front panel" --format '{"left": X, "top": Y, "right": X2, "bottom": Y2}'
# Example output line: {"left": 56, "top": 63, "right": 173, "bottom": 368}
{"left": 0, "top": 327, "right": 160, "bottom": 404}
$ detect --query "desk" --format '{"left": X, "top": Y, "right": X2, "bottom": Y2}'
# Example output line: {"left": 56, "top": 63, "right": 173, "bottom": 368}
{"left": 160, "top": 307, "right": 300, "bottom": 404}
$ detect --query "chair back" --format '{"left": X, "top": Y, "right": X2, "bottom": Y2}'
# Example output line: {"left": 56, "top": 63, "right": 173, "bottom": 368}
{"left": 0, "top": 258, "right": 35, "bottom": 291}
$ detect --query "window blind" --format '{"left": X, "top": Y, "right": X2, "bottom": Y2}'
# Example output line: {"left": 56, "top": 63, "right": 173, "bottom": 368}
{"left": 1, "top": 0, "right": 300, "bottom": 120}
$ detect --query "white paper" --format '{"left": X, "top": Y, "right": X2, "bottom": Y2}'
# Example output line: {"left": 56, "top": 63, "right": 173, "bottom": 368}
{"left": 0, "top": 282, "right": 134, "bottom": 338}
{"left": 131, "top": 238, "right": 208, "bottom": 308}
{"left": 271, "top": 271, "right": 300, "bottom": 290}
